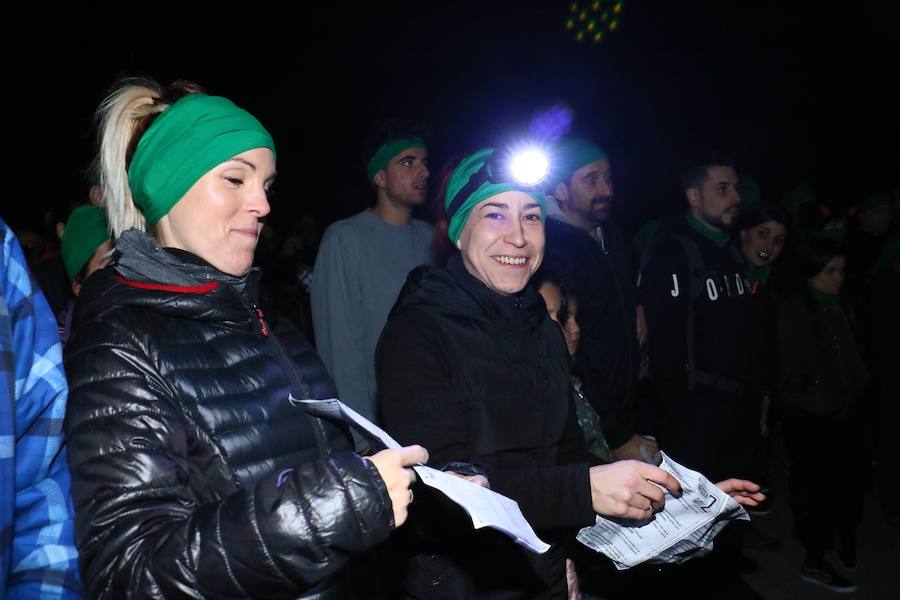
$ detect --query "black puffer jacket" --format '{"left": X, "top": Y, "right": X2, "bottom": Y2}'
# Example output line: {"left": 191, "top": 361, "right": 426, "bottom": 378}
{"left": 377, "top": 254, "right": 597, "bottom": 599}
{"left": 64, "top": 231, "right": 394, "bottom": 599}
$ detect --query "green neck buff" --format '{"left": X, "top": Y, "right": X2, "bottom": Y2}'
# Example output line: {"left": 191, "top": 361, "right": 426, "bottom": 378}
{"left": 128, "top": 94, "right": 276, "bottom": 226}
{"left": 366, "top": 137, "right": 426, "bottom": 184}
{"left": 745, "top": 263, "right": 771, "bottom": 287}
{"left": 687, "top": 212, "right": 731, "bottom": 247}
{"left": 810, "top": 287, "right": 841, "bottom": 312}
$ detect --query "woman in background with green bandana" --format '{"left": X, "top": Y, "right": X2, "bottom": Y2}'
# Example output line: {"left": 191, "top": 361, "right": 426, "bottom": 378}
{"left": 776, "top": 238, "right": 868, "bottom": 592}
{"left": 376, "top": 147, "right": 763, "bottom": 599}
{"left": 63, "top": 78, "right": 427, "bottom": 599}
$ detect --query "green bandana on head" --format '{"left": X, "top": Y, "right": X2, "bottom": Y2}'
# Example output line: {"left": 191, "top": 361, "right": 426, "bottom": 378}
{"left": 444, "top": 148, "right": 546, "bottom": 243}
{"left": 62, "top": 205, "right": 110, "bottom": 281}
{"left": 366, "top": 137, "right": 426, "bottom": 184}
{"left": 552, "top": 137, "right": 608, "bottom": 187}
{"left": 127, "top": 94, "right": 276, "bottom": 226}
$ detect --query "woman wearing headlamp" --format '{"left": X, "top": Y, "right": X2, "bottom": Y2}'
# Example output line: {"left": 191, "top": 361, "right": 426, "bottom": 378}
{"left": 377, "top": 147, "right": 765, "bottom": 598}
{"left": 63, "top": 78, "right": 427, "bottom": 599}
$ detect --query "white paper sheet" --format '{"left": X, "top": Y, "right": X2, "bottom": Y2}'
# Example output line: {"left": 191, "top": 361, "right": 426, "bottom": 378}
{"left": 295, "top": 397, "right": 550, "bottom": 554}
{"left": 576, "top": 452, "right": 749, "bottom": 569}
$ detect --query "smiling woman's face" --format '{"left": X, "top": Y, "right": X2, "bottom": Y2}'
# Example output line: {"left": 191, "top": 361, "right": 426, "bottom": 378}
{"left": 740, "top": 220, "right": 786, "bottom": 268}
{"left": 155, "top": 147, "right": 276, "bottom": 276}
{"left": 456, "top": 191, "right": 545, "bottom": 295}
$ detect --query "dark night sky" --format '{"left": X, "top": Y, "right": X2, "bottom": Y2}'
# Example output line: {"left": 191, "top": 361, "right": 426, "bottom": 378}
{"left": 5, "top": 1, "right": 898, "bottom": 235}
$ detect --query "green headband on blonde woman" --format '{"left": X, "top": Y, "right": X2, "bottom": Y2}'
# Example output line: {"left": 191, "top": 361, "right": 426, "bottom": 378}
{"left": 127, "top": 94, "right": 276, "bottom": 225}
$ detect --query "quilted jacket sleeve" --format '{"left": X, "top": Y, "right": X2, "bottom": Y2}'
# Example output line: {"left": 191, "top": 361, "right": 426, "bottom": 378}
{"left": 64, "top": 314, "right": 394, "bottom": 599}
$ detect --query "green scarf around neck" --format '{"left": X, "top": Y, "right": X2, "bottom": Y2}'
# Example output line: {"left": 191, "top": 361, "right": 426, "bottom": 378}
{"left": 745, "top": 263, "right": 771, "bottom": 287}
{"left": 687, "top": 212, "right": 731, "bottom": 247}
{"left": 810, "top": 287, "right": 841, "bottom": 312}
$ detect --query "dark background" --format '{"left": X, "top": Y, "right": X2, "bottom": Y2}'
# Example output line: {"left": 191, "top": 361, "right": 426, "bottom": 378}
{"left": 5, "top": 0, "right": 898, "bottom": 235}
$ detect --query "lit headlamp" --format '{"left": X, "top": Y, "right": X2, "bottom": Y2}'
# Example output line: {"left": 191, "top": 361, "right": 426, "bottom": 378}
{"left": 447, "top": 147, "right": 550, "bottom": 218}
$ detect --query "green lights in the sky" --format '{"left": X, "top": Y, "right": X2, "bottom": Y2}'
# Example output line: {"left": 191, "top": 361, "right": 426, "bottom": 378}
{"left": 565, "top": 1, "right": 624, "bottom": 44}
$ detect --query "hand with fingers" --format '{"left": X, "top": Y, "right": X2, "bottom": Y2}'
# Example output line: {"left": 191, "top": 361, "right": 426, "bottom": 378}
{"left": 368, "top": 445, "right": 429, "bottom": 527}
{"left": 715, "top": 478, "right": 766, "bottom": 507}
{"left": 588, "top": 460, "right": 682, "bottom": 521}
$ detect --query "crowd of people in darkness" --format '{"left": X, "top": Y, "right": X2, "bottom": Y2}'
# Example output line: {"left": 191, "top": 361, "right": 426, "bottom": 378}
{"left": 2, "top": 76, "right": 897, "bottom": 599}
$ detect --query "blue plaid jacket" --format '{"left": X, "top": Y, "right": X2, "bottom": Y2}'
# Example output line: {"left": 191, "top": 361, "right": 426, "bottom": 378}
{"left": 1, "top": 219, "right": 81, "bottom": 598}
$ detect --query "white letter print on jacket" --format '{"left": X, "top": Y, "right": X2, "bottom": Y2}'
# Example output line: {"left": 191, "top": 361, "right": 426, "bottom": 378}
{"left": 668, "top": 272, "right": 750, "bottom": 301}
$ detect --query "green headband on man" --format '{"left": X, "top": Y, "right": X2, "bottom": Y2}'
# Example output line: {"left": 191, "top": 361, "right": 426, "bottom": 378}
{"left": 128, "top": 93, "right": 276, "bottom": 226}
{"left": 366, "top": 137, "right": 427, "bottom": 184}
{"left": 62, "top": 205, "right": 110, "bottom": 281}
{"left": 552, "top": 137, "right": 608, "bottom": 186}
{"left": 444, "top": 147, "right": 546, "bottom": 243}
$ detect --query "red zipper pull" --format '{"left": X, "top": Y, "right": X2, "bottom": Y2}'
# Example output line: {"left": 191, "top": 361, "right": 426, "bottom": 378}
{"left": 254, "top": 305, "right": 269, "bottom": 337}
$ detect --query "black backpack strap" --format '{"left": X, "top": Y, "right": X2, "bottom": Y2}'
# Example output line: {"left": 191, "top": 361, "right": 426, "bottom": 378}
{"left": 639, "top": 232, "right": 706, "bottom": 392}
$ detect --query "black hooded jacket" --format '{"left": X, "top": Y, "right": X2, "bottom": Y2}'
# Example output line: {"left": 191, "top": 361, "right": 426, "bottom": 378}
{"left": 64, "top": 230, "right": 394, "bottom": 599}
{"left": 376, "top": 254, "right": 597, "bottom": 599}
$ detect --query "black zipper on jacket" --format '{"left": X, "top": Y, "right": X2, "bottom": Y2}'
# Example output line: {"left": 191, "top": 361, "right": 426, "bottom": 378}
{"left": 249, "top": 302, "right": 329, "bottom": 456}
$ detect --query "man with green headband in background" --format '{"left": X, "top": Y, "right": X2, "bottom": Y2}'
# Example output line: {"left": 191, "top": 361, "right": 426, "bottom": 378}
{"left": 312, "top": 118, "right": 436, "bottom": 447}
{"left": 542, "top": 137, "right": 657, "bottom": 464}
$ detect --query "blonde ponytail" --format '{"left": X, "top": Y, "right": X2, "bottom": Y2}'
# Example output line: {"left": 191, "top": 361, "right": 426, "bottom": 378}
{"left": 95, "top": 78, "right": 166, "bottom": 238}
